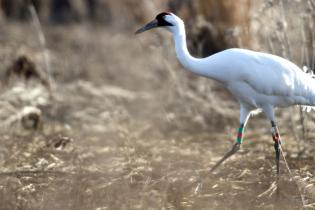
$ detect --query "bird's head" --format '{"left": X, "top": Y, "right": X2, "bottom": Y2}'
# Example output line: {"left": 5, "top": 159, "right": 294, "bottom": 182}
{"left": 135, "top": 12, "right": 183, "bottom": 34}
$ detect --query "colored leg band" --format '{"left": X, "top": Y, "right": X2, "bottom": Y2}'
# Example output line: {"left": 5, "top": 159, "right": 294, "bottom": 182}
{"left": 271, "top": 126, "right": 280, "bottom": 142}
{"left": 236, "top": 126, "right": 244, "bottom": 144}
{"left": 272, "top": 132, "right": 280, "bottom": 142}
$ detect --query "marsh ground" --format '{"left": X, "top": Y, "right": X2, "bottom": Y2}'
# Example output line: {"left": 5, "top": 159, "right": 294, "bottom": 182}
{"left": 0, "top": 5, "right": 315, "bottom": 209}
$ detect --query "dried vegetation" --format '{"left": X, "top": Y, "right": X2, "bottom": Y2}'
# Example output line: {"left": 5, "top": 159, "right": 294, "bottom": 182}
{"left": 0, "top": 0, "right": 314, "bottom": 210}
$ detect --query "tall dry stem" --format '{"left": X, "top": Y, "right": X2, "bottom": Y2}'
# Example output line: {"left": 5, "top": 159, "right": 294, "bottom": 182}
{"left": 28, "top": 4, "right": 55, "bottom": 95}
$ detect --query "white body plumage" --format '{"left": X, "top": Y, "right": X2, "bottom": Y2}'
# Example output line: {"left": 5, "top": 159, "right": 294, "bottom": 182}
{"left": 187, "top": 48, "right": 315, "bottom": 108}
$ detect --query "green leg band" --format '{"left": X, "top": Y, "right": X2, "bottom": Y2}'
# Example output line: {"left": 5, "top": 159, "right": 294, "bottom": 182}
{"left": 236, "top": 126, "right": 244, "bottom": 144}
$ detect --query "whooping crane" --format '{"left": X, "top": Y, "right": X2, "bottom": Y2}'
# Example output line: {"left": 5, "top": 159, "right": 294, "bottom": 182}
{"left": 136, "top": 12, "right": 315, "bottom": 175}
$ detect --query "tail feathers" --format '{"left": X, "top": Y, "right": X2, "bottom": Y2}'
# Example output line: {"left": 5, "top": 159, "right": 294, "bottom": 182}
{"left": 301, "top": 105, "right": 315, "bottom": 112}
{"left": 302, "top": 66, "right": 315, "bottom": 78}
{"left": 301, "top": 66, "right": 315, "bottom": 112}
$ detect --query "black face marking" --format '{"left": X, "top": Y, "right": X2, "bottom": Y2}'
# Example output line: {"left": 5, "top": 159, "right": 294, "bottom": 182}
{"left": 156, "top": 12, "right": 174, "bottom": 27}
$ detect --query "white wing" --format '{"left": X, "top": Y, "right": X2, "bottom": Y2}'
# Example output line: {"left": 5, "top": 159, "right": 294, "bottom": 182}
{"left": 206, "top": 49, "right": 315, "bottom": 106}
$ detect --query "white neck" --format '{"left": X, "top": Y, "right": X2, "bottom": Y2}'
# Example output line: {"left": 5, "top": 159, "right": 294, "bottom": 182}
{"left": 171, "top": 21, "right": 221, "bottom": 81}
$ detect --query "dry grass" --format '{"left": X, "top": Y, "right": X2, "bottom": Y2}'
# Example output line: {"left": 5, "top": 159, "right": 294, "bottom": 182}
{"left": 0, "top": 1, "right": 314, "bottom": 210}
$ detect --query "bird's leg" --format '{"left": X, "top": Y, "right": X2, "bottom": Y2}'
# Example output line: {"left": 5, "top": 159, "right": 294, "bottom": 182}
{"left": 271, "top": 121, "right": 281, "bottom": 175}
{"left": 210, "top": 124, "right": 244, "bottom": 172}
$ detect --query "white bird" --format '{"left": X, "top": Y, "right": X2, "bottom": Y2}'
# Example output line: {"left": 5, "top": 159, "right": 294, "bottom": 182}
{"left": 136, "top": 12, "right": 315, "bottom": 174}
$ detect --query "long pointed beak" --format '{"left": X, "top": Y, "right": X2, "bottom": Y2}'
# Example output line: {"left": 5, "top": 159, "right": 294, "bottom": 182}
{"left": 135, "top": 20, "right": 158, "bottom": 34}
